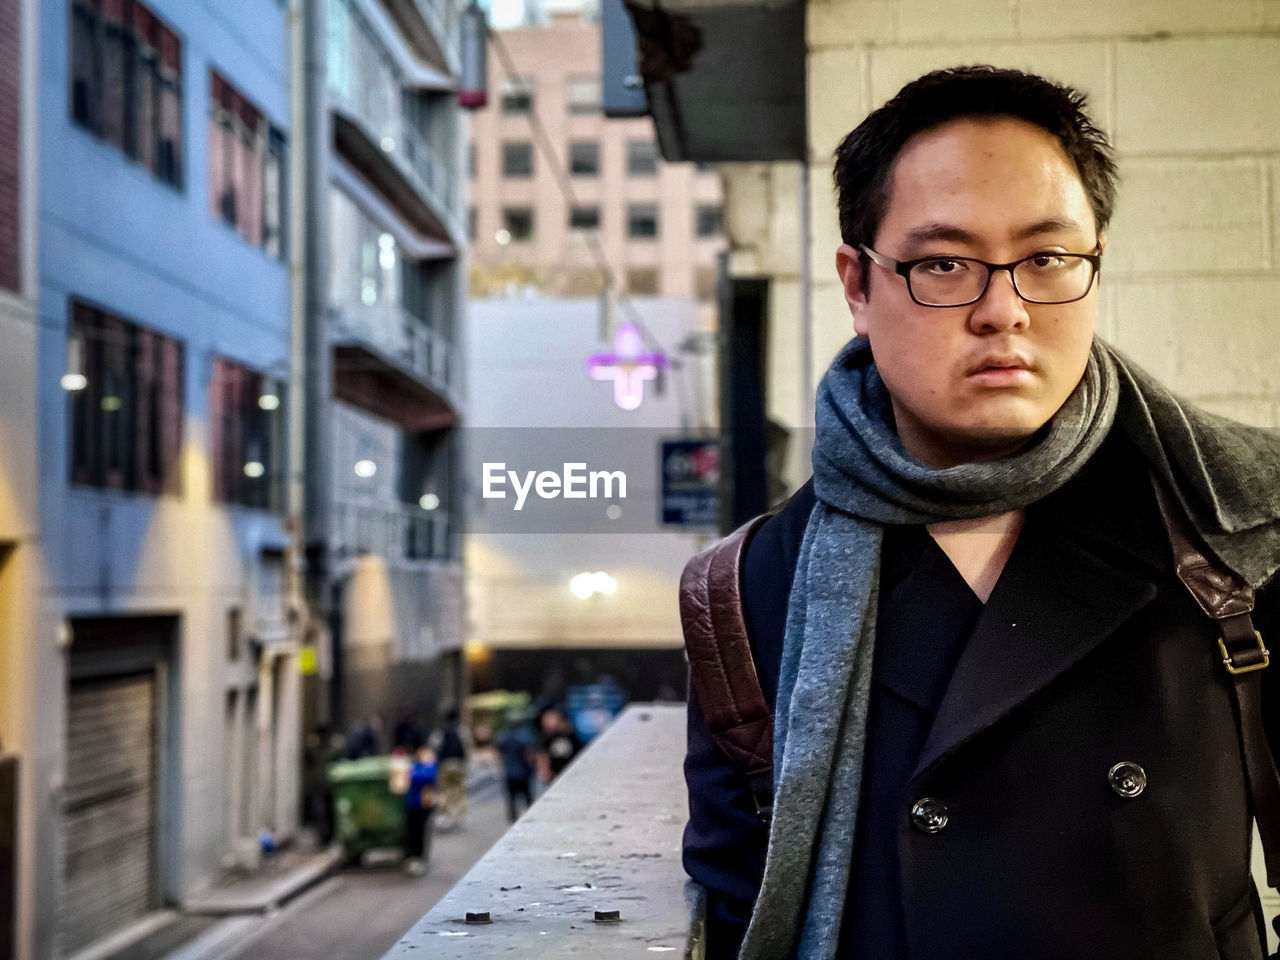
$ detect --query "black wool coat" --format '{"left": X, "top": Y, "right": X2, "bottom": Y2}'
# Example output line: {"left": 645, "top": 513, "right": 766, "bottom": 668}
{"left": 682, "top": 435, "right": 1280, "bottom": 960}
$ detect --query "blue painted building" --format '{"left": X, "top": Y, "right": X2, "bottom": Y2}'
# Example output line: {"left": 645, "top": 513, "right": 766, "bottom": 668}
{"left": 32, "top": 1, "right": 299, "bottom": 955}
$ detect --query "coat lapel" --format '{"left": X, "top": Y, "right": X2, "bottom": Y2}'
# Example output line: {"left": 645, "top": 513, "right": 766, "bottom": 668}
{"left": 911, "top": 520, "right": 1158, "bottom": 781}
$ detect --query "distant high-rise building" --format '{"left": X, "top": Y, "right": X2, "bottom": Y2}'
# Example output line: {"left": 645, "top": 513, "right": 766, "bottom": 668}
{"left": 467, "top": 12, "right": 724, "bottom": 308}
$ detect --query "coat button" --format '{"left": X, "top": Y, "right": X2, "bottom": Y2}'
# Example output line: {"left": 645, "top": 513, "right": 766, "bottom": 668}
{"left": 911, "top": 797, "right": 949, "bottom": 834}
{"left": 1108, "top": 761, "right": 1147, "bottom": 798}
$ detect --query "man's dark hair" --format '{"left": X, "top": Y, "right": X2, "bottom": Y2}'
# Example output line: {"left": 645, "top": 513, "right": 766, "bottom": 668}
{"left": 834, "top": 66, "right": 1118, "bottom": 261}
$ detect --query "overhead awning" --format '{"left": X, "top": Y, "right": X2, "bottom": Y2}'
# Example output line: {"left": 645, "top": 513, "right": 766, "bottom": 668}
{"left": 622, "top": 0, "right": 807, "bottom": 162}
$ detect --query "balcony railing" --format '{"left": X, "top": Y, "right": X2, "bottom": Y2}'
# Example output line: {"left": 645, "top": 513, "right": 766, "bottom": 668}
{"left": 331, "top": 497, "right": 451, "bottom": 562}
{"left": 411, "top": 0, "right": 461, "bottom": 69}
{"left": 397, "top": 119, "right": 459, "bottom": 220}
{"left": 380, "top": 705, "right": 703, "bottom": 959}
{"left": 329, "top": 302, "right": 457, "bottom": 399}
{"left": 328, "top": 86, "right": 461, "bottom": 233}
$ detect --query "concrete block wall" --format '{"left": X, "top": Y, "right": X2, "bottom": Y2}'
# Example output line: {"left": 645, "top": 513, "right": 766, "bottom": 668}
{"left": 805, "top": 0, "right": 1280, "bottom": 428}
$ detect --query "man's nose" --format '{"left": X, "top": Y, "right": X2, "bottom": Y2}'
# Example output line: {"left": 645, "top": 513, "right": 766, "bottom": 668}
{"left": 968, "top": 268, "right": 1030, "bottom": 332}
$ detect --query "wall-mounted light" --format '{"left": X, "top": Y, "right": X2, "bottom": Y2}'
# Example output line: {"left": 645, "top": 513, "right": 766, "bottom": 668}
{"left": 354, "top": 459, "right": 378, "bottom": 478}
{"left": 380, "top": 136, "right": 396, "bottom": 153}
{"left": 258, "top": 377, "right": 281, "bottom": 411}
{"left": 495, "top": 228, "right": 511, "bottom": 246}
{"left": 244, "top": 461, "right": 265, "bottom": 478}
{"left": 419, "top": 492, "right": 440, "bottom": 511}
{"left": 62, "top": 335, "right": 87, "bottom": 391}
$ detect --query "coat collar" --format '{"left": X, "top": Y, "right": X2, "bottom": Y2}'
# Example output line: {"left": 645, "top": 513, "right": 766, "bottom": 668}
{"left": 910, "top": 434, "right": 1168, "bottom": 781}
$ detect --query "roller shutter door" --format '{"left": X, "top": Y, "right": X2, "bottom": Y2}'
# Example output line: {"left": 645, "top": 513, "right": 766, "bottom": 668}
{"left": 60, "top": 673, "right": 157, "bottom": 955}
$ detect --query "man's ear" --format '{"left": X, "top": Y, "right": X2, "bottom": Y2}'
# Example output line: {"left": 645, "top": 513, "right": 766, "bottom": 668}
{"left": 835, "top": 243, "right": 870, "bottom": 337}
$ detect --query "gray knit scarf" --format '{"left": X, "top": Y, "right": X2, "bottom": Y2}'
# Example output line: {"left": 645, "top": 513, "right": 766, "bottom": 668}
{"left": 739, "top": 336, "right": 1280, "bottom": 960}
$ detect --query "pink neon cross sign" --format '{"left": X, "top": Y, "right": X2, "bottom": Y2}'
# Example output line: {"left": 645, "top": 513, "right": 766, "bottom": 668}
{"left": 586, "top": 322, "right": 670, "bottom": 411}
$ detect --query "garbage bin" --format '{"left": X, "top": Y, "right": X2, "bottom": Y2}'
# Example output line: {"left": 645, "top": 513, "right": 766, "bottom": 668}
{"left": 328, "top": 756, "right": 405, "bottom": 860}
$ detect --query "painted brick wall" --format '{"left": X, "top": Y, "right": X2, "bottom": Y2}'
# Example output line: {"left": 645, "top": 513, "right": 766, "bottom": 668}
{"left": 805, "top": 0, "right": 1280, "bottom": 429}
{"left": 0, "top": 0, "right": 19, "bottom": 294}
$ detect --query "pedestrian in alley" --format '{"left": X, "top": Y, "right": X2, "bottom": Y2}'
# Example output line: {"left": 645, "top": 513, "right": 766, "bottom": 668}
{"left": 393, "top": 706, "right": 425, "bottom": 752}
{"left": 681, "top": 66, "right": 1280, "bottom": 959}
{"left": 401, "top": 745, "right": 437, "bottom": 876}
{"left": 430, "top": 708, "right": 469, "bottom": 828}
{"left": 345, "top": 714, "right": 383, "bottom": 760}
{"left": 496, "top": 711, "right": 537, "bottom": 822}
{"left": 535, "top": 705, "right": 581, "bottom": 784}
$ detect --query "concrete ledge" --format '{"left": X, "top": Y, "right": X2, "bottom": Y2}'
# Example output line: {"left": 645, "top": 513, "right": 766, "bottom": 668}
{"left": 381, "top": 704, "right": 704, "bottom": 958}
{"left": 182, "top": 847, "right": 344, "bottom": 916}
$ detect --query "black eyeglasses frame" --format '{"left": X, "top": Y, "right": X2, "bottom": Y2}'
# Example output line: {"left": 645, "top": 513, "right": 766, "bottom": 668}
{"left": 858, "top": 244, "right": 1103, "bottom": 308}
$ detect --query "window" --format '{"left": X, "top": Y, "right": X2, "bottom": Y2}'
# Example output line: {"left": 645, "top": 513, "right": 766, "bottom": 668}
{"left": 568, "top": 141, "right": 599, "bottom": 176}
{"left": 566, "top": 75, "right": 601, "bottom": 114}
{"left": 503, "top": 207, "right": 533, "bottom": 242}
{"left": 569, "top": 206, "right": 599, "bottom": 231}
{"left": 468, "top": 142, "right": 476, "bottom": 178}
{"left": 628, "top": 204, "right": 658, "bottom": 239}
{"left": 502, "top": 141, "right": 533, "bottom": 178}
{"left": 627, "top": 140, "right": 658, "bottom": 176}
{"left": 695, "top": 205, "right": 722, "bottom": 238}
{"left": 70, "top": 0, "right": 184, "bottom": 187}
{"left": 210, "top": 356, "right": 285, "bottom": 511}
{"left": 69, "top": 300, "right": 184, "bottom": 494}
{"left": 467, "top": 206, "right": 477, "bottom": 242}
{"left": 626, "top": 268, "right": 659, "bottom": 296}
{"left": 695, "top": 265, "right": 718, "bottom": 302}
{"left": 209, "top": 71, "right": 287, "bottom": 257}
{"left": 500, "top": 77, "right": 533, "bottom": 113}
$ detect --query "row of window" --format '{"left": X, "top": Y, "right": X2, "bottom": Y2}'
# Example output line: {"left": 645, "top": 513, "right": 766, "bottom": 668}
{"left": 480, "top": 140, "right": 661, "bottom": 179}
{"left": 472, "top": 204, "right": 721, "bottom": 242}
{"left": 69, "top": 301, "right": 285, "bottom": 510}
{"left": 499, "top": 75, "right": 600, "bottom": 115}
{"left": 624, "top": 266, "right": 720, "bottom": 302}
{"left": 70, "top": 0, "right": 288, "bottom": 260}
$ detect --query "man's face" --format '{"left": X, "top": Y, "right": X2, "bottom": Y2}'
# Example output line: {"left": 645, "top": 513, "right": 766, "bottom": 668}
{"left": 835, "top": 116, "right": 1102, "bottom": 468}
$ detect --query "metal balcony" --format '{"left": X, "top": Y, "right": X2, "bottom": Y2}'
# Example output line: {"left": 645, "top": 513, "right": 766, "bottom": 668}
{"left": 329, "top": 302, "right": 459, "bottom": 432}
{"left": 330, "top": 89, "right": 463, "bottom": 246}
{"left": 330, "top": 497, "right": 451, "bottom": 562}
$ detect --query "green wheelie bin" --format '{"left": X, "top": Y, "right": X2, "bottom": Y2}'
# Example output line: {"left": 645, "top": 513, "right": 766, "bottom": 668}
{"left": 328, "top": 756, "right": 405, "bottom": 862}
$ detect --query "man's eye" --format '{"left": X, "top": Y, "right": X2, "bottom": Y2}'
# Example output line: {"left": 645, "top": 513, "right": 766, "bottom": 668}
{"left": 922, "top": 258, "right": 968, "bottom": 275}
{"left": 1028, "top": 253, "right": 1067, "bottom": 269}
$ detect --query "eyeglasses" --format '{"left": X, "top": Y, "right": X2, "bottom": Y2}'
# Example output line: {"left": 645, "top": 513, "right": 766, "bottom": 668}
{"left": 859, "top": 244, "right": 1102, "bottom": 307}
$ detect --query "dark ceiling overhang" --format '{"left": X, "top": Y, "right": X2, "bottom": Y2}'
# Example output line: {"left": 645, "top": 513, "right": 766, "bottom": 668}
{"left": 332, "top": 342, "right": 459, "bottom": 433}
{"left": 624, "top": 0, "right": 807, "bottom": 162}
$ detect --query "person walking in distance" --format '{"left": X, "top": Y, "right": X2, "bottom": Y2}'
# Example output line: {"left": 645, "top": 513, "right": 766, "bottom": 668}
{"left": 430, "top": 708, "right": 469, "bottom": 828}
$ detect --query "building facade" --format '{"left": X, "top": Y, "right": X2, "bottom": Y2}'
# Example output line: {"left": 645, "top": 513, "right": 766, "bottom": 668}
{"left": 29, "top": 1, "right": 299, "bottom": 956}
{"left": 467, "top": 8, "right": 724, "bottom": 308}
{"left": 305, "top": 0, "right": 468, "bottom": 738}
{"left": 0, "top": 1, "right": 42, "bottom": 959}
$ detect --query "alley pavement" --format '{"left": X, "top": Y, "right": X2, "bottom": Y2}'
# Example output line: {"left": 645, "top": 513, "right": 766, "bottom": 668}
{"left": 90, "top": 759, "right": 509, "bottom": 960}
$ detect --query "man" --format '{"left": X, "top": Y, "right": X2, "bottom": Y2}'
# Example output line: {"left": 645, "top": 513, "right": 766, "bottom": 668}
{"left": 496, "top": 711, "right": 537, "bottom": 822}
{"left": 430, "top": 708, "right": 469, "bottom": 827}
{"left": 681, "top": 66, "right": 1280, "bottom": 960}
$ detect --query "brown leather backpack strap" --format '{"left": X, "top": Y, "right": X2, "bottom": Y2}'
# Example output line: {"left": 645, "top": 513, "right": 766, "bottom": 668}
{"left": 1151, "top": 474, "right": 1280, "bottom": 902}
{"left": 680, "top": 513, "right": 775, "bottom": 819}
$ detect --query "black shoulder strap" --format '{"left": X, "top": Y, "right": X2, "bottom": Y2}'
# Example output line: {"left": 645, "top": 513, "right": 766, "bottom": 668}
{"left": 1151, "top": 475, "right": 1280, "bottom": 933}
